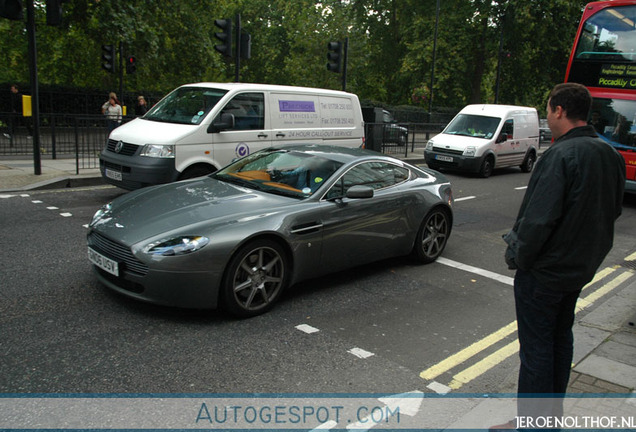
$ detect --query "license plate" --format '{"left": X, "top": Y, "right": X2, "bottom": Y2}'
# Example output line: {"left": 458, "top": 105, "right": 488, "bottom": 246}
{"left": 435, "top": 155, "right": 454, "bottom": 162}
{"left": 105, "top": 168, "right": 122, "bottom": 181}
{"left": 88, "top": 247, "right": 119, "bottom": 277}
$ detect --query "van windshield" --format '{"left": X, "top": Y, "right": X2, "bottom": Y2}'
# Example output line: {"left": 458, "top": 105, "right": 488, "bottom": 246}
{"left": 144, "top": 87, "right": 228, "bottom": 125}
{"left": 444, "top": 114, "right": 500, "bottom": 139}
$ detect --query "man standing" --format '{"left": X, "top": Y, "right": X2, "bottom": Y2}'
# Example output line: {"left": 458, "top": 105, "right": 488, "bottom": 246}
{"left": 495, "top": 83, "right": 625, "bottom": 430}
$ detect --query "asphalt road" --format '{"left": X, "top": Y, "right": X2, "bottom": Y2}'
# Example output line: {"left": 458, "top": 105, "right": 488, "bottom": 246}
{"left": 1, "top": 167, "right": 635, "bottom": 396}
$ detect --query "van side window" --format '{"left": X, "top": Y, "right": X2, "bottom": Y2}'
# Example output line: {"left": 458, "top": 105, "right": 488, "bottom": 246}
{"left": 220, "top": 93, "right": 265, "bottom": 130}
{"left": 326, "top": 162, "right": 409, "bottom": 199}
{"left": 502, "top": 119, "right": 514, "bottom": 139}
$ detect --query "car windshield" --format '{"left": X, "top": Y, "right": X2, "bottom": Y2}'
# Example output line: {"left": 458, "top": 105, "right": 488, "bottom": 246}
{"left": 213, "top": 149, "right": 343, "bottom": 199}
{"left": 144, "top": 87, "right": 228, "bottom": 125}
{"left": 444, "top": 114, "right": 500, "bottom": 139}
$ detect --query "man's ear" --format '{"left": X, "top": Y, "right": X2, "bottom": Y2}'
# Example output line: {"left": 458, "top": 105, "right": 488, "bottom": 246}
{"left": 555, "top": 105, "right": 565, "bottom": 119}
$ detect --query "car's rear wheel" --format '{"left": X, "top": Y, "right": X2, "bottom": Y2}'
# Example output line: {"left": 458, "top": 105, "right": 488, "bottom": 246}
{"left": 221, "top": 239, "right": 289, "bottom": 318}
{"left": 520, "top": 151, "right": 536, "bottom": 173}
{"left": 413, "top": 207, "right": 451, "bottom": 263}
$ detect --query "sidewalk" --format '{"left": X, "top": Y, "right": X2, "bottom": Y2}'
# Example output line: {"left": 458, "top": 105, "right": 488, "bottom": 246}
{"left": 0, "top": 156, "right": 635, "bottom": 398}
{"left": 0, "top": 156, "right": 103, "bottom": 192}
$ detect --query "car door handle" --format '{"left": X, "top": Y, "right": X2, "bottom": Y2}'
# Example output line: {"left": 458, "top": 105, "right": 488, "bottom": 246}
{"left": 276, "top": 132, "right": 286, "bottom": 138}
{"left": 258, "top": 133, "right": 268, "bottom": 138}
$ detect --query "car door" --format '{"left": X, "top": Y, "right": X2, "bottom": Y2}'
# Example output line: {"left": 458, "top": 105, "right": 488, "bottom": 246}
{"left": 318, "top": 161, "right": 414, "bottom": 273}
{"left": 211, "top": 92, "right": 271, "bottom": 164}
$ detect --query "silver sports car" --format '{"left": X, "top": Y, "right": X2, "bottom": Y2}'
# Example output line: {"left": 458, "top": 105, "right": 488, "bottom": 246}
{"left": 88, "top": 145, "right": 453, "bottom": 317}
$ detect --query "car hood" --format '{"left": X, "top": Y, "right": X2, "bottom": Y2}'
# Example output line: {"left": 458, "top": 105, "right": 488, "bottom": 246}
{"left": 91, "top": 177, "right": 293, "bottom": 245}
{"left": 429, "top": 132, "right": 490, "bottom": 151}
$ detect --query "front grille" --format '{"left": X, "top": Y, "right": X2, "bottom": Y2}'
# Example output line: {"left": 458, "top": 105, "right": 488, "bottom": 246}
{"left": 88, "top": 231, "right": 149, "bottom": 276}
{"left": 102, "top": 160, "right": 131, "bottom": 173}
{"left": 106, "top": 139, "right": 139, "bottom": 156}
{"left": 432, "top": 146, "right": 464, "bottom": 156}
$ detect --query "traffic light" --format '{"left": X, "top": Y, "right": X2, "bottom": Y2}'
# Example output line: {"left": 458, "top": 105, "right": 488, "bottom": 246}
{"left": 240, "top": 32, "right": 251, "bottom": 59}
{"left": 0, "top": 0, "right": 23, "bottom": 21}
{"left": 126, "top": 56, "right": 136, "bottom": 74}
{"left": 46, "top": 0, "right": 63, "bottom": 26}
{"left": 101, "top": 44, "right": 115, "bottom": 73}
{"left": 327, "top": 41, "right": 342, "bottom": 73}
{"left": 214, "top": 18, "right": 233, "bottom": 57}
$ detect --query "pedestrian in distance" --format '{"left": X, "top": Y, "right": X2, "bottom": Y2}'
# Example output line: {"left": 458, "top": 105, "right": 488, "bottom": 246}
{"left": 5, "top": 84, "right": 32, "bottom": 140}
{"left": 493, "top": 83, "right": 626, "bottom": 431}
{"left": 102, "top": 93, "right": 122, "bottom": 132}
{"left": 135, "top": 95, "right": 148, "bottom": 117}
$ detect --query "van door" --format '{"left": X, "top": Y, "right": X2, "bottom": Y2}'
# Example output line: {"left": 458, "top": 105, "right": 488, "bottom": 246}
{"left": 211, "top": 92, "right": 270, "bottom": 165}
{"left": 269, "top": 93, "right": 322, "bottom": 144}
{"left": 495, "top": 118, "right": 518, "bottom": 167}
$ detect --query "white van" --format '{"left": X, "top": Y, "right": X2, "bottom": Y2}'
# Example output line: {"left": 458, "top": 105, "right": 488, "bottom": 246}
{"left": 424, "top": 104, "right": 540, "bottom": 178}
{"left": 100, "top": 83, "right": 365, "bottom": 190}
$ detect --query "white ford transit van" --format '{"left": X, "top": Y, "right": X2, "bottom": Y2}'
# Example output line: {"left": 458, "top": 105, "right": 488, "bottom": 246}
{"left": 424, "top": 104, "right": 540, "bottom": 178}
{"left": 100, "top": 83, "right": 365, "bottom": 190}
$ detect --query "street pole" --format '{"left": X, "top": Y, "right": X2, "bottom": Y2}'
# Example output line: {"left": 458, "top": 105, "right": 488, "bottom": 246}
{"left": 428, "top": 0, "right": 440, "bottom": 119}
{"left": 235, "top": 13, "right": 241, "bottom": 82}
{"left": 26, "top": 0, "right": 41, "bottom": 175}
{"left": 341, "top": 37, "right": 349, "bottom": 92}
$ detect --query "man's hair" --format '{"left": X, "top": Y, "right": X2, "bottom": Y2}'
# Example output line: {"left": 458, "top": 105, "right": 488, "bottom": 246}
{"left": 548, "top": 83, "right": 591, "bottom": 122}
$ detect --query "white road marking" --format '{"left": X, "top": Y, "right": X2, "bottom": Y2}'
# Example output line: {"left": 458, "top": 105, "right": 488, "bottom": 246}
{"left": 296, "top": 324, "right": 320, "bottom": 334}
{"left": 437, "top": 257, "right": 514, "bottom": 286}
{"left": 348, "top": 347, "right": 375, "bottom": 359}
{"left": 454, "top": 196, "right": 476, "bottom": 202}
{"left": 426, "top": 381, "right": 452, "bottom": 394}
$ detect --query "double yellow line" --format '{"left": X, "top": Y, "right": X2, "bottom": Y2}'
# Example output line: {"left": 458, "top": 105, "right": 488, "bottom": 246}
{"left": 420, "top": 261, "right": 635, "bottom": 391}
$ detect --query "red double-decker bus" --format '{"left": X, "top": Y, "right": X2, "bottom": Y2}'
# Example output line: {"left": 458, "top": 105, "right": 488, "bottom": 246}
{"left": 565, "top": 0, "right": 636, "bottom": 192}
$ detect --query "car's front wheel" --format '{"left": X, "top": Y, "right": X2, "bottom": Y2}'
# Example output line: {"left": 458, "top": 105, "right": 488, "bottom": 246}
{"left": 413, "top": 208, "right": 451, "bottom": 263}
{"left": 221, "top": 239, "right": 289, "bottom": 318}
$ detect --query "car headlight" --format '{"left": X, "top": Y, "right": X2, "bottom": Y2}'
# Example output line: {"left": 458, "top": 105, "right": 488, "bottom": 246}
{"left": 141, "top": 144, "right": 175, "bottom": 158}
{"left": 463, "top": 146, "right": 476, "bottom": 157}
{"left": 425, "top": 140, "right": 434, "bottom": 151}
{"left": 90, "top": 203, "right": 112, "bottom": 227}
{"left": 143, "top": 236, "right": 210, "bottom": 256}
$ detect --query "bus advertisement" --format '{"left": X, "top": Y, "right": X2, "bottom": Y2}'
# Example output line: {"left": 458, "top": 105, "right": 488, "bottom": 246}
{"left": 565, "top": 0, "right": 636, "bottom": 192}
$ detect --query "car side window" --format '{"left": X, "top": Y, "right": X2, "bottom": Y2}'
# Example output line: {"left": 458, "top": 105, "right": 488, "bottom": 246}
{"left": 220, "top": 93, "right": 265, "bottom": 130}
{"left": 325, "top": 162, "right": 410, "bottom": 199}
{"left": 502, "top": 119, "right": 514, "bottom": 139}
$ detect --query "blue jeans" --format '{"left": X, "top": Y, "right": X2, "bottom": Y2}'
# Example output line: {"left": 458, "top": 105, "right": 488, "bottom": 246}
{"left": 514, "top": 269, "right": 581, "bottom": 421}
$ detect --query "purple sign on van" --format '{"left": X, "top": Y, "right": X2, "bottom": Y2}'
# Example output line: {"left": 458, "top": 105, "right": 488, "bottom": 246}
{"left": 279, "top": 100, "right": 315, "bottom": 112}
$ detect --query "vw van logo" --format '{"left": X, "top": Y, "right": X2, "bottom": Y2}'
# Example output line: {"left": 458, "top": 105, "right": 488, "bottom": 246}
{"left": 114, "top": 141, "right": 124, "bottom": 153}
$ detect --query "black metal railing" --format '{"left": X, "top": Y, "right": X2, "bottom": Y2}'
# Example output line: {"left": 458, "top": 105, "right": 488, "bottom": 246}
{"left": 1, "top": 114, "right": 451, "bottom": 173}
{"left": 0, "top": 113, "right": 134, "bottom": 172}
{"left": 364, "top": 122, "right": 447, "bottom": 158}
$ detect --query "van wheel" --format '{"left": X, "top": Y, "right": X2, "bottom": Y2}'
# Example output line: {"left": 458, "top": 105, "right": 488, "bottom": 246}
{"left": 520, "top": 151, "right": 536, "bottom": 173}
{"left": 478, "top": 156, "right": 494, "bottom": 178}
{"left": 179, "top": 165, "right": 215, "bottom": 180}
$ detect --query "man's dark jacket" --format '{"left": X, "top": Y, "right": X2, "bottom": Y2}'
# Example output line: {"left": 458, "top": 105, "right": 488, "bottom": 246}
{"left": 505, "top": 125, "right": 625, "bottom": 291}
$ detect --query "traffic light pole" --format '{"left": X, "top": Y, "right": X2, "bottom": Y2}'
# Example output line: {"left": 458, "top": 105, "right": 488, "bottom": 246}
{"left": 234, "top": 13, "right": 241, "bottom": 83}
{"left": 119, "top": 42, "right": 124, "bottom": 108}
{"left": 342, "top": 37, "right": 348, "bottom": 92}
{"left": 26, "top": 0, "right": 41, "bottom": 175}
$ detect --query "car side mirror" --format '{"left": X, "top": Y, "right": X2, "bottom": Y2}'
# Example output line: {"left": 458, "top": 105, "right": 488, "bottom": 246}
{"left": 208, "top": 113, "right": 235, "bottom": 133}
{"left": 496, "top": 132, "right": 508, "bottom": 143}
{"left": 346, "top": 185, "right": 374, "bottom": 199}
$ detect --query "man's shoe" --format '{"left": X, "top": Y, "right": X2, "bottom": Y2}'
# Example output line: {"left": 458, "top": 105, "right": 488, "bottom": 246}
{"left": 489, "top": 420, "right": 517, "bottom": 431}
